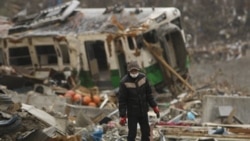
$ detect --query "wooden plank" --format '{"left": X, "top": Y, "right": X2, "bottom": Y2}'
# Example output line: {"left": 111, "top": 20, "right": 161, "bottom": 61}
{"left": 143, "top": 40, "right": 195, "bottom": 92}
{"left": 202, "top": 122, "right": 250, "bottom": 128}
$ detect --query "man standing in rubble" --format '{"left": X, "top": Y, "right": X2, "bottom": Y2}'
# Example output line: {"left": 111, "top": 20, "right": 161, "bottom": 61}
{"left": 118, "top": 61, "right": 160, "bottom": 141}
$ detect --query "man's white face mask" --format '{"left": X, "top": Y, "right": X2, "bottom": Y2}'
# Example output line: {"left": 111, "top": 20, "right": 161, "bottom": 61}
{"left": 130, "top": 72, "right": 139, "bottom": 78}
{"left": 64, "top": 71, "right": 72, "bottom": 78}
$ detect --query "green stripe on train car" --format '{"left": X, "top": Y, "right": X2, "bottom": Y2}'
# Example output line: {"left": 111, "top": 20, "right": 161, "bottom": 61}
{"left": 79, "top": 69, "right": 94, "bottom": 87}
{"left": 145, "top": 63, "right": 164, "bottom": 85}
{"left": 110, "top": 70, "right": 120, "bottom": 88}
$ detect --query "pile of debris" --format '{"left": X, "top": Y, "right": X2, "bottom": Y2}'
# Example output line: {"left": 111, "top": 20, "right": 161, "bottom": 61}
{"left": 1, "top": 83, "right": 250, "bottom": 141}
{"left": 0, "top": 85, "right": 118, "bottom": 141}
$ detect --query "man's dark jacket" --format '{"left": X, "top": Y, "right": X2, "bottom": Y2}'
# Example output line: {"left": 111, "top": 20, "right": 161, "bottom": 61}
{"left": 118, "top": 73, "right": 157, "bottom": 117}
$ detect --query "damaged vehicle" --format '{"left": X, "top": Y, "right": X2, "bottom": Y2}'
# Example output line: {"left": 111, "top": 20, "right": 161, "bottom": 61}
{"left": 0, "top": 0, "right": 190, "bottom": 96}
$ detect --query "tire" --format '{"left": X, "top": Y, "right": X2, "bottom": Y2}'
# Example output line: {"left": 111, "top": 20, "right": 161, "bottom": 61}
{"left": 0, "top": 114, "right": 22, "bottom": 136}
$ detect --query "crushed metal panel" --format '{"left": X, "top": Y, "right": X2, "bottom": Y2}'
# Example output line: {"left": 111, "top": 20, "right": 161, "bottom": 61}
{"left": 9, "top": 0, "right": 80, "bottom": 34}
{"left": 30, "top": 0, "right": 80, "bottom": 28}
{"left": 22, "top": 103, "right": 57, "bottom": 126}
{"left": 21, "top": 103, "right": 65, "bottom": 134}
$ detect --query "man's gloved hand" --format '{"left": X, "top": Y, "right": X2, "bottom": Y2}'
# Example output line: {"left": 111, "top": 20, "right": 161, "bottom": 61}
{"left": 119, "top": 117, "right": 126, "bottom": 126}
{"left": 153, "top": 106, "right": 160, "bottom": 118}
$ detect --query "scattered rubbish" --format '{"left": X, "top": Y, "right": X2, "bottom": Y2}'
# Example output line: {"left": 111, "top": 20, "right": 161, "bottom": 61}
{"left": 91, "top": 126, "right": 103, "bottom": 141}
{"left": 186, "top": 111, "right": 196, "bottom": 120}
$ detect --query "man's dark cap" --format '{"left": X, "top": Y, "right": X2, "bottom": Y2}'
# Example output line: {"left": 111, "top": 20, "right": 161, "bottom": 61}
{"left": 127, "top": 61, "right": 140, "bottom": 71}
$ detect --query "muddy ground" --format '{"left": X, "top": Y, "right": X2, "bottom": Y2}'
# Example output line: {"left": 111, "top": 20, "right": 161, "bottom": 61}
{"left": 189, "top": 49, "right": 250, "bottom": 94}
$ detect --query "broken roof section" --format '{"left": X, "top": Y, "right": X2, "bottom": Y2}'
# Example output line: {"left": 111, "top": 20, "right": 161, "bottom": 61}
{"left": 8, "top": 0, "right": 180, "bottom": 38}
{"left": 9, "top": 0, "right": 80, "bottom": 35}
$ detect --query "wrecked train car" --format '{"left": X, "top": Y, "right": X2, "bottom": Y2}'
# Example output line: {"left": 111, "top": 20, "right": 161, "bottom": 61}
{"left": 0, "top": 0, "right": 189, "bottom": 94}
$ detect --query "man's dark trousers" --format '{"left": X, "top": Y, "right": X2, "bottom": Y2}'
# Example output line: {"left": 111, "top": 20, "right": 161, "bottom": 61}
{"left": 127, "top": 114, "right": 150, "bottom": 141}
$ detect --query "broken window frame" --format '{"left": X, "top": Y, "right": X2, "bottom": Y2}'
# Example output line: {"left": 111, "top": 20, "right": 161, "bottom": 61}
{"left": 127, "top": 36, "right": 136, "bottom": 50}
{"left": 143, "top": 29, "right": 158, "bottom": 44}
{"left": 8, "top": 46, "right": 32, "bottom": 66}
{"left": 114, "top": 38, "right": 127, "bottom": 77}
{"left": 135, "top": 35, "right": 144, "bottom": 49}
{"left": 171, "top": 17, "right": 182, "bottom": 29}
{"left": 35, "top": 45, "right": 58, "bottom": 65}
{"left": 114, "top": 39, "right": 124, "bottom": 54}
{"left": 84, "top": 40, "right": 108, "bottom": 71}
{"left": 58, "top": 44, "right": 70, "bottom": 64}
